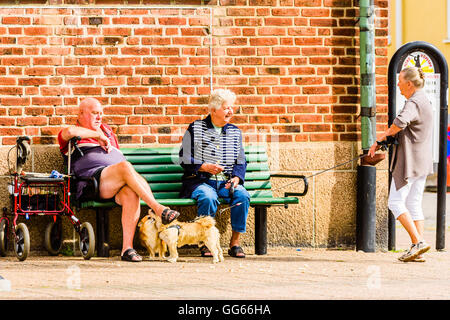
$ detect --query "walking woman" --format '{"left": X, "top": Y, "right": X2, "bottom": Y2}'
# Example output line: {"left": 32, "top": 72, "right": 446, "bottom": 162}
{"left": 368, "top": 67, "right": 432, "bottom": 262}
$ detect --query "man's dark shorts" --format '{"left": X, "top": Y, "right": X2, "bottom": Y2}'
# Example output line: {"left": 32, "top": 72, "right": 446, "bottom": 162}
{"left": 79, "top": 166, "right": 105, "bottom": 201}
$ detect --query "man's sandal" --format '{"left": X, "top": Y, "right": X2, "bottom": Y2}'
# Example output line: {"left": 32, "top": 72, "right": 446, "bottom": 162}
{"left": 121, "top": 248, "right": 143, "bottom": 262}
{"left": 161, "top": 208, "right": 180, "bottom": 225}
{"left": 228, "top": 245, "right": 245, "bottom": 258}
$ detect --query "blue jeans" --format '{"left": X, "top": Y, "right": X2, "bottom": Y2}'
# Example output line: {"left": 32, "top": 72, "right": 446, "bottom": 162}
{"left": 191, "top": 180, "right": 250, "bottom": 233}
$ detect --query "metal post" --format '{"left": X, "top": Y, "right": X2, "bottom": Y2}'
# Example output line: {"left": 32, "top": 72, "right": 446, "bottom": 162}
{"left": 436, "top": 72, "right": 448, "bottom": 251}
{"left": 356, "top": 166, "right": 377, "bottom": 252}
{"left": 96, "top": 209, "right": 110, "bottom": 257}
{"left": 255, "top": 206, "right": 267, "bottom": 255}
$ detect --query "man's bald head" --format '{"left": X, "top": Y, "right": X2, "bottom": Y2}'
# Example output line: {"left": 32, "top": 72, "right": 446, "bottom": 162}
{"left": 78, "top": 98, "right": 103, "bottom": 130}
{"left": 79, "top": 98, "right": 102, "bottom": 114}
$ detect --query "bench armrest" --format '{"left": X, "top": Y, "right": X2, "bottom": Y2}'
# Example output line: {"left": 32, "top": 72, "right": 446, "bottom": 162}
{"left": 270, "top": 173, "right": 308, "bottom": 197}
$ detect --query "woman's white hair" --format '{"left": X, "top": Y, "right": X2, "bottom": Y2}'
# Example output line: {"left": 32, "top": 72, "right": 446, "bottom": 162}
{"left": 208, "top": 89, "right": 236, "bottom": 110}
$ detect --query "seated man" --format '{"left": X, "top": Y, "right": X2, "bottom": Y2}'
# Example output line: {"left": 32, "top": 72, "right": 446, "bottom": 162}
{"left": 179, "top": 89, "right": 250, "bottom": 258}
{"left": 58, "top": 97, "right": 179, "bottom": 262}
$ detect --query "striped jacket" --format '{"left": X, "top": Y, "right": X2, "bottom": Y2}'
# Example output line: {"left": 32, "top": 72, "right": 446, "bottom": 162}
{"left": 179, "top": 115, "right": 247, "bottom": 198}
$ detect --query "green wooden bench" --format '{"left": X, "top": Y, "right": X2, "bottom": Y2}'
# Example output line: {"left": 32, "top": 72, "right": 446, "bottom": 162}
{"left": 77, "top": 146, "right": 307, "bottom": 257}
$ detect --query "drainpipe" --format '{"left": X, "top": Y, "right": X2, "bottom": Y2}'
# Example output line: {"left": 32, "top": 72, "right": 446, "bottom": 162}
{"left": 356, "top": 0, "right": 377, "bottom": 252}
{"left": 395, "top": 0, "right": 403, "bottom": 50}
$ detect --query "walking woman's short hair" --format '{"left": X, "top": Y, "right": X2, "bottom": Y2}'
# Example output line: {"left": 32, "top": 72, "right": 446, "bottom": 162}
{"left": 401, "top": 67, "right": 425, "bottom": 88}
{"left": 208, "top": 89, "right": 236, "bottom": 110}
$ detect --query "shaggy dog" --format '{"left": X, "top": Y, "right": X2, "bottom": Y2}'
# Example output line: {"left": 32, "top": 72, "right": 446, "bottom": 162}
{"left": 137, "top": 213, "right": 167, "bottom": 259}
{"left": 138, "top": 210, "right": 224, "bottom": 263}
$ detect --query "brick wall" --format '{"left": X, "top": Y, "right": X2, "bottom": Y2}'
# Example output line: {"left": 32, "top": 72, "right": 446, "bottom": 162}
{"left": 0, "top": 0, "right": 389, "bottom": 147}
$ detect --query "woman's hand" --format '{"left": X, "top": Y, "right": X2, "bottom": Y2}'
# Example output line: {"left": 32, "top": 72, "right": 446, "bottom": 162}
{"left": 368, "top": 141, "right": 380, "bottom": 158}
{"left": 225, "top": 177, "right": 240, "bottom": 189}
{"left": 199, "top": 163, "right": 225, "bottom": 175}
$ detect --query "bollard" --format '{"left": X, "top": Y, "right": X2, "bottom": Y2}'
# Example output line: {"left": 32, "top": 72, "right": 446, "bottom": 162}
{"left": 356, "top": 165, "right": 376, "bottom": 252}
{"left": 447, "top": 125, "right": 450, "bottom": 189}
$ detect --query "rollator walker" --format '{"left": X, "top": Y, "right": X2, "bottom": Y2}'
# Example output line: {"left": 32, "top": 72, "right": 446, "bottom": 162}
{"left": 0, "top": 136, "right": 95, "bottom": 261}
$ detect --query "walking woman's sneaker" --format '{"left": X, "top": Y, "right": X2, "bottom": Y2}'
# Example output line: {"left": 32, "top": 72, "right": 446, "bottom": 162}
{"left": 412, "top": 254, "right": 426, "bottom": 262}
{"left": 398, "top": 241, "right": 430, "bottom": 262}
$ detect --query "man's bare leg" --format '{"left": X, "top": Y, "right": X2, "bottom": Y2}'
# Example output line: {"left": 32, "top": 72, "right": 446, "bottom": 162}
{"left": 115, "top": 186, "right": 141, "bottom": 257}
{"left": 99, "top": 161, "right": 168, "bottom": 216}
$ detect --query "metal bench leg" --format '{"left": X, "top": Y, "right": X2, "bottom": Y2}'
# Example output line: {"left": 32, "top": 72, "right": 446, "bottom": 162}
{"left": 96, "top": 208, "right": 110, "bottom": 257}
{"left": 255, "top": 206, "right": 267, "bottom": 255}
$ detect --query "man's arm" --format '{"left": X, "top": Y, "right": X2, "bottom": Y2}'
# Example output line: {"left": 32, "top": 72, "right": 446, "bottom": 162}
{"left": 59, "top": 126, "right": 111, "bottom": 153}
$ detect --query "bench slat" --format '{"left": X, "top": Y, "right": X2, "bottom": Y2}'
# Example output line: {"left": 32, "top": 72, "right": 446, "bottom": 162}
{"left": 126, "top": 153, "right": 268, "bottom": 164}
{"left": 140, "top": 171, "right": 271, "bottom": 182}
{"left": 145, "top": 180, "right": 271, "bottom": 192}
{"left": 134, "top": 164, "right": 184, "bottom": 173}
{"left": 153, "top": 190, "right": 273, "bottom": 199}
{"left": 80, "top": 195, "right": 297, "bottom": 209}
{"left": 121, "top": 145, "right": 267, "bottom": 156}
{"left": 133, "top": 162, "right": 270, "bottom": 174}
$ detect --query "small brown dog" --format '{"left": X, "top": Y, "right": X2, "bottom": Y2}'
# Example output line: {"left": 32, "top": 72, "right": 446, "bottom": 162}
{"left": 137, "top": 212, "right": 167, "bottom": 259}
{"left": 138, "top": 210, "right": 224, "bottom": 263}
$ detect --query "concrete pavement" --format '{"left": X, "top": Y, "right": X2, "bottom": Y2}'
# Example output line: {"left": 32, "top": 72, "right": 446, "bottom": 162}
{"left": 0, "top": 192, "right": 449, "bottom": 300}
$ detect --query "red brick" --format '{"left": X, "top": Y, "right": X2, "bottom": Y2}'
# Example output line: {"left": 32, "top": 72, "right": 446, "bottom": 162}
{"left": 295, "top": 0, "right": 321, "bottom": 5}
{"left": 272, "top": 47, "right": 300, "bottom": 56}
{"left": 1, "top": 57, "right": 30, "bottom": 66}
{"left": 16, "top": 117, "right": 47, "bottom": 126}
{"left": 25, "top": 67, "right": 54, "bottom": 76}
{"left": 302, "top": 47, "right": 330, "bottom": 56}
{"left": 120, "top": 87, "right": 149, "bottom": 95}
{"left": 258, "top": 27, "right": 286, "bottom": 36}
{"left": 2, "top": 17, "right": 31, "bottom": 24}
{"left": 303, "top": 86, "right": 330, "bottom": 95}
{"left": 134, "top": 28, "right": 163, "bottom": 36}
{"left": 249, "top": 115, "right": 278, "bottom": 124}
{"left": 104, "top": 67, "right": 133, "bottom": 76}
{"left": 40, "top": 87, "right": 70, "bottom": 96}
{"left": 0, "top": 127, "right": 24, "bottom": 136}
{"left": 33, "top": 57, "right": 62, "bottom": 66}
{"left": 24, "top": 27, "right": 52, "bottom": 36}
{"left": 111, "top": 97, "right": 140, "bottom": 106}
{"left": 142, "top": 116, "right": 172, "bottom": 125}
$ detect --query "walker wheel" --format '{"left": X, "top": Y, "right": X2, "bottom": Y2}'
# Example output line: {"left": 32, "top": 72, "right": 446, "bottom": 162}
{"left": 78, "top": 222, "right": 95, "bottom": 260}
{"left": 0, "top": 219, "right": 8, "bottom": 257}
{"left": 44, "top": 219, "right": 63, "bottom": 256}
{"left": 14, "top": 223, "right": 30, "bottom": 261}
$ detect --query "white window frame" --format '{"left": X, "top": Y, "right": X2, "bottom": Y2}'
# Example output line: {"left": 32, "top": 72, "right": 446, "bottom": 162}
{"left": 396, "top": 0, "right": 403, "bottom": 49}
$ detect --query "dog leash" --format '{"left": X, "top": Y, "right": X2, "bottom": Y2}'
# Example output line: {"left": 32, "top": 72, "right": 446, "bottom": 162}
{"left": 269, "top": 139, "right": 394, "bottom": 194}
{"left": 269, "top": 153, "right": 368, "bottom": 194}
{"left": 218, "top": 202, "right": 241, "bottom": 215}
{"left": 216, "top": 153, "right": 368, "bottom": 214}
